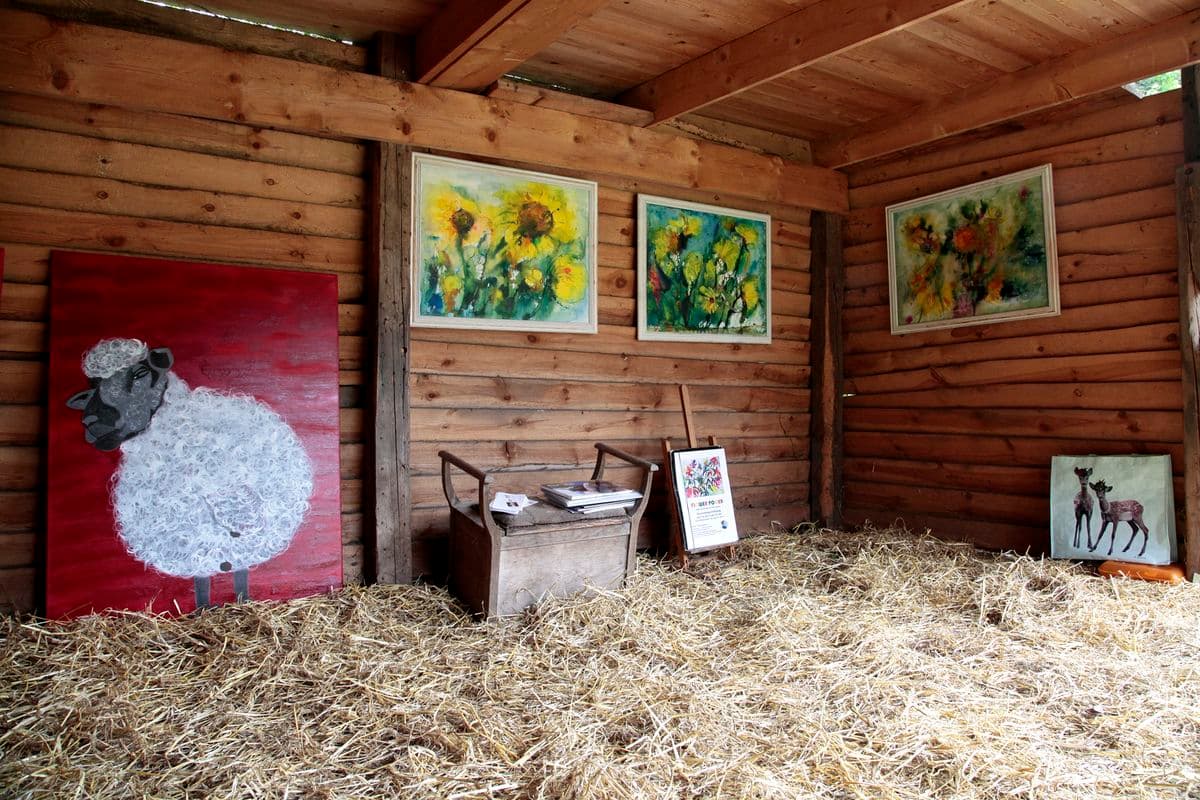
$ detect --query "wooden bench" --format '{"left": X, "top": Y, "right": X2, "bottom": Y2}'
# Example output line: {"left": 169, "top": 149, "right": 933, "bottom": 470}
{"left": 438, "top": 443, "right": 658, "bottom": 619}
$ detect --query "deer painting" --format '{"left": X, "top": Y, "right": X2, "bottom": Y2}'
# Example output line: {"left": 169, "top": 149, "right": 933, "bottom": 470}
{"left": 1072, "top": 466, "right": 1093, "bottom": 550}
{"left": 1088, "top": 479, "right": 1150, "bottom": 558}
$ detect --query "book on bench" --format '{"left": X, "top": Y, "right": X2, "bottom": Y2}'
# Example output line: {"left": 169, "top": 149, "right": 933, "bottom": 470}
{"left": 540, "top": 480, "right": 642, "bottom": 508}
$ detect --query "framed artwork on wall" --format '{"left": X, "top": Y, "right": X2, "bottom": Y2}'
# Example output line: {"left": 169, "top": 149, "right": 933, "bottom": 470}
{"left": 637, "top": 195, "right": 771, "bottom": 343}
{"left": 886, "top": 164, "right": 1059, "bottom": 335}
{"left": 1049, "top": 455, "right": 1177, "bottom": 566}
{"left": 46, "top": 251, "right": 343, "bottom": 618}
{"left": 411, "top": 153, "right": 598, "bottom": 333}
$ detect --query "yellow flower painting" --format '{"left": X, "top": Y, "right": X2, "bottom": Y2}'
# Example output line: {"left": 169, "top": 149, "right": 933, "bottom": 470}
{"left": 411, "top": 154, "right": 597, "bottom": 333}
{"left": 886, "top": 165, "right": 1059, "bottom": 334}
{"left": 637, "top": 195, "right": 771, "bottom": 344}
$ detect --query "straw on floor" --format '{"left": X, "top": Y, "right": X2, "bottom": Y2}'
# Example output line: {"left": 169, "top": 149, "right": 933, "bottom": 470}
{"left": 2, "top": 527, "right": 1198, "bottom": 799}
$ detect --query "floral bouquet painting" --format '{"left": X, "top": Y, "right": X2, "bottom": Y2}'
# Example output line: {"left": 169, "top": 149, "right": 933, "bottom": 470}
{"left": 411, "top": 154, "right": 597, "bottom": 333}
{"left": 683, "top": 455, "right": 724, "bottom": 498}
{"left": 638, "top": 195, "right": 770, "bottom": 343}
{"left": 885, "top": 164, "right": 1059, "bottom": 334}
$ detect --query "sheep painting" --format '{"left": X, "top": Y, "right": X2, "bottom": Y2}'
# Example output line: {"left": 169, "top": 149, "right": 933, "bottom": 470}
{"left": 66, "top": 338, "right": 314, "bottom": 610}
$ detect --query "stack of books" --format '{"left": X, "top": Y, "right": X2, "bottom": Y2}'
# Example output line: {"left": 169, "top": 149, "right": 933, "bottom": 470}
{"left": 541, "top": 480, "right": 642, "bottom": 514}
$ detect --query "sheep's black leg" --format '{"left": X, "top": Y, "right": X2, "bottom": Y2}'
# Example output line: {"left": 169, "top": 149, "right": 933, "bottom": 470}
{"left": 194, "top": 576, "right": 212, "bottom": 610}
{"left": 233, "top": 569, "right": 249, "bottom": 602}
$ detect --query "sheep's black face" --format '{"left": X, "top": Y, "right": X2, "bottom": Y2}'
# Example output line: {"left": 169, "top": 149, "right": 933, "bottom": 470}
{"left": 67, "top": 348, "right": 173, "bottom": 451}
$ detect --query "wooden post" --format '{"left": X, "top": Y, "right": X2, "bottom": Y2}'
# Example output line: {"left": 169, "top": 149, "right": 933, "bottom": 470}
{"left": 366, "top": 33, "right": 413, "bottom": 584}
{"left": 809, "top": 211, "right": 845, "bottom": 529}
{"left": 1177, "top": 65, "right": 1200, "bottom": 581}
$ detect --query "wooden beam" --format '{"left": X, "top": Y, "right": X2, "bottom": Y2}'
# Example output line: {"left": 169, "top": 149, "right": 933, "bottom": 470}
{"left": 1178, "top": 65, "right": 1200, "bottom": 582}
{"left": 618, "top": 0, "right": 969, "bottom": 125}
{"left": 9, "top": 0, "right": 366, "bottom": 71}
{"left": 414, "top": 0, "right": 607, "bottom": 91}
{"left": 486, "top": 77, "right": 654, "bottom": 126}
{"left": 664, "top": 116, "right": 813, "bottom": 164}
{"left": 808, "top": 211, "right": 844, "bottom": 528}
{"left": 816, "top": 8, "right": 1200, "bottom": 168}
{"left": 487, "top": 79, "right": 814, "bottom": 162}
{"left": 0, "top": 8, "right": 848, "bottom": 213}
{"left": 367, "top": 33, "right": 412, "bottom": 585}
{"left": 413, "top": 0, "right": 524, "bottom": 85}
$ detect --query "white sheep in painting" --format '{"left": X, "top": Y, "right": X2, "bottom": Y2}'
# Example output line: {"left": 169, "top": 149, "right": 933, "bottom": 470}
{"left": 67, "top": 338, "right": 313, "bottom": 608}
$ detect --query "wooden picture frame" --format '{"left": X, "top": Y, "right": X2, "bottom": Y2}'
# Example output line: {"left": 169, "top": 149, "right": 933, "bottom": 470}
{"left": 885, "top": 164, "right": 1059, "bottom": 335}
{"left": 637, "top": 195, "right": 771, "bottom": 344}
{"left": 410, "top": 153, "right": 598, "bottom": 334}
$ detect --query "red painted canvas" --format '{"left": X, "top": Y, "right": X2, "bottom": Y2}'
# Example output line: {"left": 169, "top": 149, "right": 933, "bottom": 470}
{"left": 47, "top": 251, "right": 342, "bottom": 618}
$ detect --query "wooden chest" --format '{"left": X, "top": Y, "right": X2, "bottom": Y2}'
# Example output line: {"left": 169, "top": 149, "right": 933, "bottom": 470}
{"left": 439, "top": 445, "right": 658, "bottom": 619}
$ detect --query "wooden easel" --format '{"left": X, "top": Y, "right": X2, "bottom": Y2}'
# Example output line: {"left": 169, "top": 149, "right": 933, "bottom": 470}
{"left": 661, "top": 385, "right": 738, "bottom": 569}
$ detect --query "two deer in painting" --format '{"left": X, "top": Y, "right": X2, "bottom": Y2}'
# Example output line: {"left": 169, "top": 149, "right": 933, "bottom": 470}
{"left": 1071, "top": 465, "right": 1150, "bottom": 558}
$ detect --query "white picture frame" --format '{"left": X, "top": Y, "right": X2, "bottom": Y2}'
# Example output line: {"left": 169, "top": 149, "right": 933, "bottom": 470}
{"left": 637, "top": 195, "right": 771, "bottom": 344}
{"left": 410, "top": 153, "right": 598, "bottom": 334}
{"left": 885, "top": 164, "right": 1059, "bottom": 335}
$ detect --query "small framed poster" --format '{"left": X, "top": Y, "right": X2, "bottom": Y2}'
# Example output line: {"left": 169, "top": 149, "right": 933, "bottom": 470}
{"left": 670, "top": 446, "right": 739, "bottom": 552}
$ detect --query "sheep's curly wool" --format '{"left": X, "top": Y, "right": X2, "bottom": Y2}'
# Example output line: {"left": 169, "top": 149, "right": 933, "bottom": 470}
{"left": 83, "top": 338, "right": 149, "bottom": 379}
{"left": 112, "top": 376, "right": 314, "bottom": 578}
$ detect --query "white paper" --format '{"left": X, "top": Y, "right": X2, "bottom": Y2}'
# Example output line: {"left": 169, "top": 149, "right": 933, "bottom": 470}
{"left": 490, "top": 492, "right": 537, "bottom": 514}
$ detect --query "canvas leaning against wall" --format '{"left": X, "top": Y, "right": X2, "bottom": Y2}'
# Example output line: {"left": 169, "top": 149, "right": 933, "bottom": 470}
{"left": 886, "top": 164, "right": 1059, "bottom": 335}
{"left": 411, "top": 153, "right": 598, "bottom": 333}
{"left": 1049, "top": 455, "right": 1177, "bottom": 566}
{"left": 46, "top": 252, "right": 343, "bottom": 618}
{"left": 637, "top": 195, "right": 771, "bottom": 344}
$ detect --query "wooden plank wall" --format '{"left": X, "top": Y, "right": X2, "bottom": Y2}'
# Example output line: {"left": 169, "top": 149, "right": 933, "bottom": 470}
{"left": 407, "top": 168, "right": 815, "bottom": 574}
{"left": 841, "top": 89, "right": 1185, "bottom": 551}
{"left": 0, "top": 91, "right": 370, "bottom": 612}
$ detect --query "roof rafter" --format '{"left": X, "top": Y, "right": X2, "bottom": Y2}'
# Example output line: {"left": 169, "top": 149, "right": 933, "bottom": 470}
{"left": 487, "top": 79, "right": 814, "bottom": 162}
{"left": 814, "top": 8, "right": 1200, "bottom": 168}
{"left": 413, "top": 0, "right": 607, "bottom": 91}
{"left": 618, "top": 0, "right": 972, "bottom": 125}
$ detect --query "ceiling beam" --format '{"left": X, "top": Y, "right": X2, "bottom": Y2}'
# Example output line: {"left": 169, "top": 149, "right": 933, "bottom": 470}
{"left": 618, "top": 0, "right": 971, "bottom": 125}
{"left": 815, "top": 8, "right": 1200, "bottom": 168}
{"left": 414, "top": 0, "right": 607, "bottom": 91}
{"left": 488, "top": 79, "right": 814, "bottom": 162}
{"left": 487, "top": 77, "right": 654, "bottom": 126}
{"left": 0, "top": 8, "right": 848, "bottom": 212}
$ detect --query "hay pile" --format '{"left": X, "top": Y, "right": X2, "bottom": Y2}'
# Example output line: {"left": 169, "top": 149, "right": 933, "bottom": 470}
{"left": 2, "top": 527, "right": 1199, "bottom": 799}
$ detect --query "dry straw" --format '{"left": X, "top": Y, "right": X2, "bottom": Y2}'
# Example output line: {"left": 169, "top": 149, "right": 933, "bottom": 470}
{"left": 2, "top": 527, "right": 1199, "bottom": 799}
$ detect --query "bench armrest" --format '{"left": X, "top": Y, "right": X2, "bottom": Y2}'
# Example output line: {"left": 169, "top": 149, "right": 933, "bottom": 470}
{"left": 438, "top": 450, "right": 502, "bottom": 536}
{"left": 591, "top": 442, "right": 659, "bottom": 476}
{"left": 592, "top": 442, "right": 658, "bottom": 523}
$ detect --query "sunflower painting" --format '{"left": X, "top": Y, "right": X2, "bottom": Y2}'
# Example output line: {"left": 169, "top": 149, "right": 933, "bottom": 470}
{"left": 886, "top": 164, "right": 1059, "bottom": 335}
{"left": 637, "top": 196, "right": 770, "bottom": 344}
{"left": 411, "top": 154, "right": 597, "bottom": 333}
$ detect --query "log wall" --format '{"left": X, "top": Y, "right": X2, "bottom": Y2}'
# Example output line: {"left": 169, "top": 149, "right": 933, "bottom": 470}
{"left": 0, "top": 17, "right": 816, "bottom": 611}
{"left": 841, "top": 89, "right": 1185, "bottom": 551}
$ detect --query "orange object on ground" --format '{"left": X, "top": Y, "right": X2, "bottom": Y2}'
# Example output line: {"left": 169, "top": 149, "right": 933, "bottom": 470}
{"left": 1098, "top": 560, "right": 1186, "bottom": 584}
